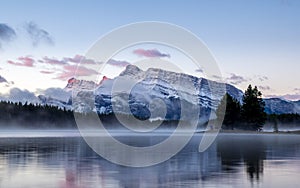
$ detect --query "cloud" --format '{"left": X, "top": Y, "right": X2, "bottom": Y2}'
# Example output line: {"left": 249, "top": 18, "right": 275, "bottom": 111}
{"left": 195, "top": 68, "right": 204, "bottom": 73}
{"left": 133, "top": 48, "right": 170, "bottom": 58}
{"left": 256, "top": 75, "right": 269, "bottom": 82}
{"left": 36, "top": 87, "right": 71, "bottom": 102}
{"left": 265, "top": 94, "right": 300, "bottom": 101}
{"left": 0, "top": 23, "right": 16, "bottom": 47}
{"left": 42, "top": 55, "right": 99, "bottom": 66}
{"left": 40, "top": 70, "right": 54, "bottom": 74}
{"left": 211, "top": 75, "right": 222, "bottom": 79}
{"left": 55, "top": 65, "right": 98, "bottom": 80}
{"left": 107, "top": 59, "right": 130, "bottom": 67}
{"left": 226, "top": 73, "right": 249, "bottom": 85}
{"left": 24, "top": 21, "right": 53, "bottom": 46}
{"left": 7, "top": 56, "right": 35, "bottom": 67}
{"left": 258, "top": 85, "right": 271, "bottom": 91}
{"left": 0, "top": 75, "right": 8, "bottom": 83}
{"left": 64, "top": 55, "right": 99, "bottom": 65}
{"left": 266, "top": 88, "right": 300, "bottom": 101}
{"left": 42, "top": 56, "right": 66, "bottom": 65}
{"left": 1, "top": 88, "right": 39, "bottom": 103}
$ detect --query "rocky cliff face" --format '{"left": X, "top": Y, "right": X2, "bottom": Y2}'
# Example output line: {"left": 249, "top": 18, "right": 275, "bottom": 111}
{"left": 67, "top": 65, "right": 243, "bottom": 121}
{"left": 30, "top": 65, "right": 300, "bottom": 117}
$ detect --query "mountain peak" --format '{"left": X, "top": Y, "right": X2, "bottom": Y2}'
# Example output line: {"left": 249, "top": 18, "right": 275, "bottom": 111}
{"left": 64, "top": 77, "right": 97, "bottom": 91}
{"left": 119, "top": 64, "right": 142, "bottom": 77}
{"left": 0, "top": 75, "right": 8, "bottom": 83}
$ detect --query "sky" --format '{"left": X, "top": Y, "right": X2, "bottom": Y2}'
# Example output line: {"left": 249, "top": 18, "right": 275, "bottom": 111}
{"left": 0, "top": 0, "right": 300, "bottom": 100}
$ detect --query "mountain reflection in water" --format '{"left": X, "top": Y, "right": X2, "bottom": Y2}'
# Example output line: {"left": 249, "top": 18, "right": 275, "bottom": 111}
{"left": 0, "top": 133, "right": 300, "bottom": 187}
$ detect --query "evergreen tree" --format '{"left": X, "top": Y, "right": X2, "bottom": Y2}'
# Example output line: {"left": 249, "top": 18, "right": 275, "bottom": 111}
{"left": 216, "top": 93, "right": 241, "bottom": 130}
{"left": 241, "top": 85, "right": 266, "bottom": 131}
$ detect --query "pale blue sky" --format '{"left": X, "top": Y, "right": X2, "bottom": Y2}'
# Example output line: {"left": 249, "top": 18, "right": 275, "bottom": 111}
{"left": 0, "top": 0, "right": 300, "bottom": 99}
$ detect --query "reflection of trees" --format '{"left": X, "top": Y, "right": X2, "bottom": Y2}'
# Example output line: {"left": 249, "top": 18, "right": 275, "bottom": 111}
{"left": 0, "top": 137, "right": 223, "bottom": 187}
{"left": 217, "top": 135, "right": 266, "bottom": 182}
{"left": 245, "top": 158, "right": 264, "bottom": 181}
{"left": 5, "top": 135, "right": 298, "bottom": 187}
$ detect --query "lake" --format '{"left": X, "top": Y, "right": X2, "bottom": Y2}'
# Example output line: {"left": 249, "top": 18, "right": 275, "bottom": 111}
{"left": 0, "top": 133, "right": 300, "bottom": 187}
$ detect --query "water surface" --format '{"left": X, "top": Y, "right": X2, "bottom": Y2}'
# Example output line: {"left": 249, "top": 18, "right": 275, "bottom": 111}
{"left": 0, "top": 133, "right": 300, "bottom": 187}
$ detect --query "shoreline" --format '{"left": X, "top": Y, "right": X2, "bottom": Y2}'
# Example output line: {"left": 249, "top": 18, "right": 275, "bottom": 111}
{"left": 0, "top": 129, "right": 299, "bottom": 138}
{"left": 218, "top": 129, "right": 300, "bottom": 135}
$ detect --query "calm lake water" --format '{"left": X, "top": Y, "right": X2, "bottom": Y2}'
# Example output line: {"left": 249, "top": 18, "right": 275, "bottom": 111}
{"left": 0, "top": 133, "right": 300, "bottom": 188}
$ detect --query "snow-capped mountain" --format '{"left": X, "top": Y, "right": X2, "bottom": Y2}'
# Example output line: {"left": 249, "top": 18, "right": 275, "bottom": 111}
{"left": 71, "top": 65, "right": 244, "bottom": 121}
{"left": 264, "top": 98, "right": 300, "bottom": 114}
{"left": 2, "top": 66, "right": 300, "bottom": 116}
{"left": 36, "top": 78, "right": 102, "bottom": 110}
{"left": 38, "top": 92, "right": 72, "bottom": 110}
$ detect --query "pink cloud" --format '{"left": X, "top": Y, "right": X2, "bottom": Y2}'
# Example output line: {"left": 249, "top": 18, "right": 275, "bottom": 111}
{"left": 7, "top": 56, "right": 35, "bottom": 67}
{"left": 133, "top": 48, "right": 170, "bottom": 58}
{"left": 55, "top": 65, "right": 98, "bottom": 80}
{"left": 40, "top": 70, "right": 54, "bottom": 74}
{"left": 107, "top": 59, "right": 130, "bottom": 67}
{"left": 42, "top": 56, "right": 66, "bottom": 65}
{"left": 64, "top": 55, "right": 98, "bottom": 65}
{"left": 41, "top": 55, "right": 99, "bottom": 65}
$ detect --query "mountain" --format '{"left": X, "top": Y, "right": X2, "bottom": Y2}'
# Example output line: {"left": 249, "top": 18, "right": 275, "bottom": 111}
{"left": 2, "top": 65, "right": 299, "bottom": 116}
{"left": 38, "top": 94, "right": 72, "bottom": 110}
{"left": 48, "top": 65, "right": 300, "bottom": 118}
{"left": 71, "top": 65, "right": 244, "bottom": 122}
{"left": 264, "top": 98, "right": 300, "bottom": 114}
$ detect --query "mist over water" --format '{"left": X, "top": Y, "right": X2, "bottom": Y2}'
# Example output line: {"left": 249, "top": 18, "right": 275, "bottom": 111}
{"left": 0, "top": 133, "right": 300, "bottom": 187}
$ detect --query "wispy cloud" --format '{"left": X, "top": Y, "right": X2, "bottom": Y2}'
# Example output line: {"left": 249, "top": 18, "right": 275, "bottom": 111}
{"left": 2, "top": 88, "right": 39, "bottom": 103}
{"left": 133, "top": 48, "right": 170, "bottom": 58}
{"left": 24, "top": 21, "right": 54, "bottom": 46}
{"left": 195, "top": 68, "right": 204, "bottom": 73}
{"left": 64, "top": 55, "right": 99, "bottom": 65}
{"left": 40, "top": 70, "right": 54, "bottom": 74}
{"left": 294, "top": 88, "right": 300, "bottom": 92}
{"left": 226, "top": 73, "right": 249, "bottom": 85}
{"left": 265, "top": 94, "right": 300, "bottom": 101}
{"left": 107, "top": 59, "right": 130, "bottom": 67}
{"left": 0, "top": 75, "right": 8, "bottom": 83}
{"left": 7, "top": 56, "right": 35, "bottom": 67}
{"left": 55, "top": 65, "right": 98, "bottom": 81}
{"left": 42, "top": 56, "right": 66, "bottom": 65}
{"left": 42, "top": 55, "right": 99, "bottom": 66}
{"left": 36, "top": 87, "right": 70, "bottom": 102}
{"left": 255, "top": 75, "right": 269, "bottom": 82}
{"left": 265, "top": 87, "right": 300, "bottom": 101}
{"left": 0, "top": 23, "right": 16, "bottom": 48}
{"left": 258, "top": 85, "right": 271, "bottom": 91}
{"left": 6, "top": 54, "right": 128, "bottom": 80}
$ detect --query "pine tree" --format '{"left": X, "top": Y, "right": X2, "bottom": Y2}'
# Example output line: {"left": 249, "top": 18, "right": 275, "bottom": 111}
{"left": 216, "top": 93, "right": 241, "bottom": 130}
{"left": 241, "top": 85, "right": 266, "bottom": 131}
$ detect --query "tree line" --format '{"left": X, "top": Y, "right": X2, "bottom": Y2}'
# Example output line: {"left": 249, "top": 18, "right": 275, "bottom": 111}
{"left": 0, "top": 101, "right": 76, "bottom": 129}
{"left": 1, "top": 84, "right": 299, "bottom": 131}
{"left": 216, "top": 84, "right": 300, "bottom": 131}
